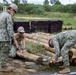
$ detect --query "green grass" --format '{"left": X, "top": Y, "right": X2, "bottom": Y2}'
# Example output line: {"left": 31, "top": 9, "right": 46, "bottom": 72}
{"left": 26, "top": 41, "right": 53, "bottom": 56}
{"left": 14, "top": 12, "right": 76, "bottom": 29}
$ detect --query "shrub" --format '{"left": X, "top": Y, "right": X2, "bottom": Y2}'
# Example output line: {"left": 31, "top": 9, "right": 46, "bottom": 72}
{"left": 0, "top": 3, "right": 4, "bottom": 12}
{"left": 18, "top": 4, "right": 27, "bottom": 13}
{"left": 43, "top": 5, "right": 51, "bottom": 12}
{"left": 25, "top": 4, "right": 45, "bottom": 15}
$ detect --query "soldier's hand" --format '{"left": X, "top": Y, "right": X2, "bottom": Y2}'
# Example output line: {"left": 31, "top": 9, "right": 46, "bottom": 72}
{"left": 22, "top": 50, "right": 27, "bottom": 53}
{"left": 18, "top": 50, "right": 23, "bottom": 53}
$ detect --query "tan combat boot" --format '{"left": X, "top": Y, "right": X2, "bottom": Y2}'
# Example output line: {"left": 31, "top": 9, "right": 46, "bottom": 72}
{"left": 59, "top": 65, "right": 65, "bottom": 69}
{"left": 59, "top": 66, "right": 70, "bottom": 74}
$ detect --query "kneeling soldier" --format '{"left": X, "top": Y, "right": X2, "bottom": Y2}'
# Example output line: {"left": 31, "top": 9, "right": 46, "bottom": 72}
{"left": 9, "top": 26, "right": 27, "bottom": 58}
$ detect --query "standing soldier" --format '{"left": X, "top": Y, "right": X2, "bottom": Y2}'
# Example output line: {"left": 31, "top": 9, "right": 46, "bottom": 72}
{"left": 0, "top": 4, "right": 18, "bottom": 72}
{"left": 48, "top": 30, "right": 76, "bottom": 74}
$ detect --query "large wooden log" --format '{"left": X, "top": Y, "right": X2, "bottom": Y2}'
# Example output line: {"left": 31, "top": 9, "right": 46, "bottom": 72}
{"left": 46, "top": 51, "right": 55, "bottom": 57}
{"left": 33, "top": 32, "right": 55, "bottom": 40}
{"left": 16, "top": 51, "right": 48, "bottom": 65}
{"left": 17, "top": 51, "right": 54, "bottom": 65}
{"left": 25, "top": 33, "right": 54, "bottom": 41}
{"left": 25, "top": 33, "right": 49, "bottom": 44}
{"left": 71, "top": 48, "right": 76, "bottom": 56}
{"left": 49, "top": 51, "right": 76, "bottom": 67}
{"left": 73, "top": 44, "right": 76, "bottom": 49}
{"left": 62, "top": 26, "right": 73, "bottom": 30}
{"left": 16, "top": 50, "right": 76, "bottom": 66}
{"left": 31, "top": 32, "right": 52, "bottom": 37}
{"left": 26, "top": 38, "right": 55, "bottom": 53}
{"left": 17, "top": 51, "right": 40, "bottom": 63}
{"left": 70, "top": 58, "right": 76, "bottom": 66}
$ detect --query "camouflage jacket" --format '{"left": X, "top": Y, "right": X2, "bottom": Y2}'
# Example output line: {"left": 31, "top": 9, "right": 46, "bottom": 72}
{"left": 52, "top": 30, "right": 76, "bottom": 60}
{"left": 0, "top": 11, "right": 14, "bottom": 41}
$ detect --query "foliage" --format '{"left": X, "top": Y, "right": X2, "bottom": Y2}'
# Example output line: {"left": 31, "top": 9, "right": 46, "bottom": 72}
{"left": 22, "top": 0, "right": 27, "bottom": 4}
{"left": 50, "top": 0, "right": 58, "bottom": 5}
{"left": 11, "top": 0, "right": 20, "bottom": 5}
{"left": 43, "top": 5, "right": 51, "bottom": 12}
{"left": 1, "top": 3, "right": 76, "bottom": 14}
{"left": 45, "top": 4, "right": 76, "bottom": 13}
{"left": 25, "top": 4, "right": 45, "bottom": 15}
{"left": 0, "top": 3, "right": 4, "bottom": 12}
{"left": 68, "top": 4, "right": 76, "bottom": 13}
{"left": 43, "top": 0, "right": 49, "bottom": 5}
{"left": 51, "top": 5, "right": 60, "bottom": 12}
{"left": 55, "top": 0, "right": 61, "bottom": 5}
{"left": 18, "top": 4, "right": 27, "bottom": 13}
{"left": 1, "top": 0, "right": 76, "bottom": 14}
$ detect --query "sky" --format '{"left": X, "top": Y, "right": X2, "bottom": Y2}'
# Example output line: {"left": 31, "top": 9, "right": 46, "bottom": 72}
{"left": 0, "top": 0, "right": 76, "bottom": 5}
{"left": 27, "top": 0, "right": 76, "bottom": 5}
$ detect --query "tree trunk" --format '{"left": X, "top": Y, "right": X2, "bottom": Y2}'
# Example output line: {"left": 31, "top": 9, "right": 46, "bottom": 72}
{"left": 25, "top": 33, "right": 49, "bottom": 44}
{"left": 26, "top": 38, "right": 55, "bottom": 53}
{"left": 17, "top": 51, "right": 40, "bottom": 63}
{"left": 71, "top": 48, "right": 76, "bottom": 57}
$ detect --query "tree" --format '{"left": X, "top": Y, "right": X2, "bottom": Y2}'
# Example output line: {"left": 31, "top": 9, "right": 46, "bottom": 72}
{"left": 11, "top": 0, "right": 20, "bottom": 5}
{"left": 43, "top": 0, "right": 49, "bottom": 5}
{"left": 50, "top": 0, "right": 58, "bottom": 5}
{"left": 55, "top": 0, "right": 61, "bottom": 5}
{"left": 22, "top": 0, "right": 27, "bottom": 4}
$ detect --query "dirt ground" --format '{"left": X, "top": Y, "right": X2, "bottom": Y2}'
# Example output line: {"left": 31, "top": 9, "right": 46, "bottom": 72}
{"left": 0, "top": 57, "right": 36, "bottom": 75}
{"left": 0, "top": 57, "right": 76, "bottom": 75}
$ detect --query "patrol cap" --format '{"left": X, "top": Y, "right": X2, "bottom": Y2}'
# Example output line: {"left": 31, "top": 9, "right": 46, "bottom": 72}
{"left": 10, "top": 3, "right": 18, "bottom": 13}
{"left": 18, "top": 26, "right": 25, "bottom": 33}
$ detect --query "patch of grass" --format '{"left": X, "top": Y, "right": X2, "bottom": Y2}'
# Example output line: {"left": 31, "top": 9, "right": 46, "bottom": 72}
{"left": 14, "top": 12, "right": 76, "bottom": 29}
{"left": 26, "top": 41, "right": 47, "bottom": 56}
{"left": 65, "top": 23, "right": 72, "bottom": 25}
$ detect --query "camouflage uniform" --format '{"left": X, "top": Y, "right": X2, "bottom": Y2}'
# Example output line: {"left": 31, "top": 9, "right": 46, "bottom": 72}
{"left": 9, "top": 44, "right": 24, "bottom": 58}
{"left": 52, "top": 30, "right": 76, "bottom": 66}
{"left": 0, "top": 11, "right": 14, "bottom": 68}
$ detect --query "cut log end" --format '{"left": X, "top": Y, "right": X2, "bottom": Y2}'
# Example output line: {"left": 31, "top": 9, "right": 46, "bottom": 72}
{"left": 70, "top": 58, "right": 76, "bottom": 66}
{"left": 69, "top": 51, "right": 73, "bottom": 60}
{"left": 36, "top": 57, "right": 43, "bottom": 65}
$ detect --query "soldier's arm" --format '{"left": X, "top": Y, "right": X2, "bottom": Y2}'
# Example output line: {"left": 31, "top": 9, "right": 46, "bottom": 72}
{"left": 53, "top": 38, "right": 61, "bottom": 61}
{"left": 6, "top": 15, "right": 14, "bottom": 38}
{"left": 13, "top": 34, "right": 20, "bottom": 50}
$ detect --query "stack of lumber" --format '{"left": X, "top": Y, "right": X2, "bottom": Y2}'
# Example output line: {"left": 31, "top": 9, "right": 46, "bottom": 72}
{"left": 17, "top": 32, "right": 55, "bottom": 65}
{"left": 17, "top": 32, "right": 76, "bottom": 66}
{"left": 25, "top": 32, "right": 55, "bottom": 53}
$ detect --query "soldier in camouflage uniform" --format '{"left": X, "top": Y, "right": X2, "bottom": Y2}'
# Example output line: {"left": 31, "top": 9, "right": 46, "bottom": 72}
{"left": 48, "top": 30, "right": 76, "bottom": 74}
{"left": 0, "top": 4, "right": 18, "bottom": 72}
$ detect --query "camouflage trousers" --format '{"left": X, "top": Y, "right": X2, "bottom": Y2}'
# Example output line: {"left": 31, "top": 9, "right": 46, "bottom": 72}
{"left": 0, "top": 42, "right": 10, "bottom": 68}
{"left": 60, "top": 40, "right": 75, "bottom": 67}
{"left": 9, "top": 44, "right": 23, "bottom": 58}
